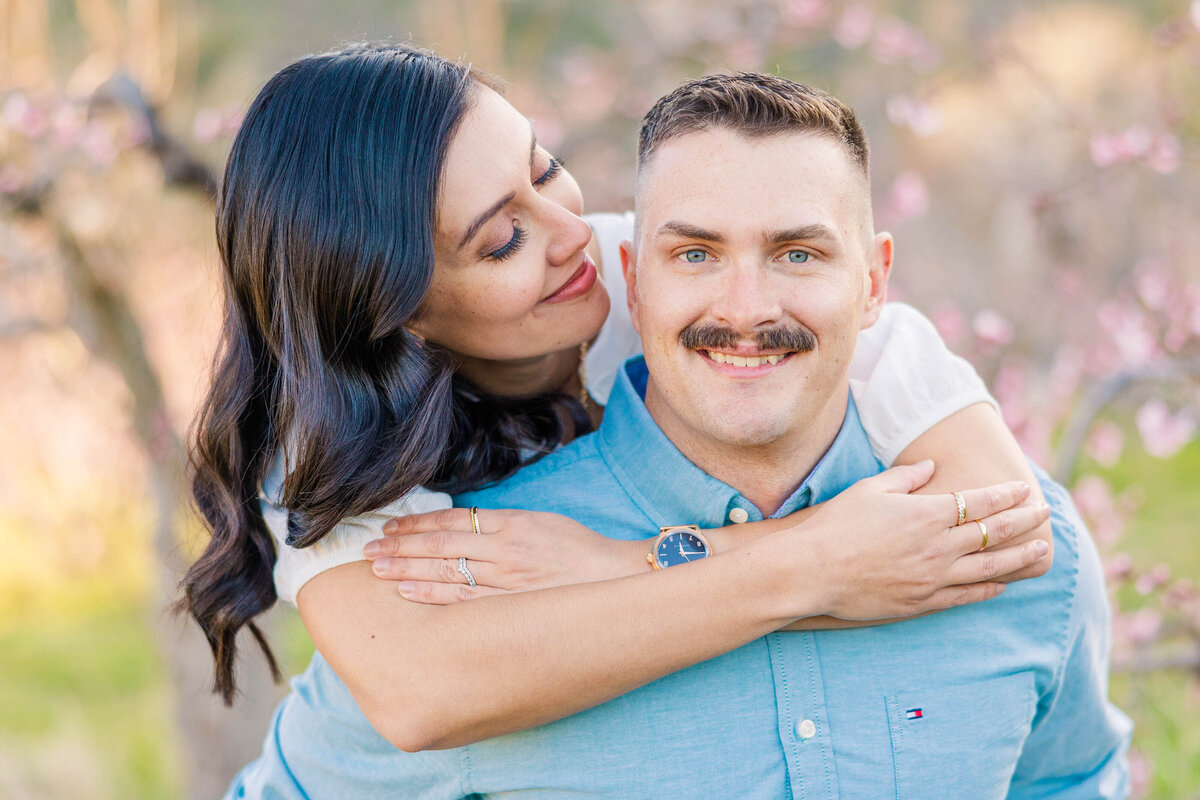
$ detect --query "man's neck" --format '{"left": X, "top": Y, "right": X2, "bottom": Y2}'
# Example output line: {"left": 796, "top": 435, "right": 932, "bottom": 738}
{"left": 644, "top": 387, "right": 850, "bottom": 517}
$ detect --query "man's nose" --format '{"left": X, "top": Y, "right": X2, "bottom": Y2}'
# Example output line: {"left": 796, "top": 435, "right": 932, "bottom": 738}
{"left": 709, "top": 260, "right": 784, "bottom": 333}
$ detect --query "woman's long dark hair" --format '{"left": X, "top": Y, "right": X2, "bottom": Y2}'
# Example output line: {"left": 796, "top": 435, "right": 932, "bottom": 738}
{"left": 180, "top": 43, "right": 590, "bottom": 704}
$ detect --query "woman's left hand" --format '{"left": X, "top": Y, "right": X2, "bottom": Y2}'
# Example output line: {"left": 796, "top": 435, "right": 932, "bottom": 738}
{"left": 362, "top": 508, "right": 647, "bottom": 604}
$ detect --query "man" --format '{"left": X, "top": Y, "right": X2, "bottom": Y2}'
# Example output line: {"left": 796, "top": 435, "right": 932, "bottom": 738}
{"left": 237, "top": 74, "right": 1131, "bottom": 798}
{"left": 457, "top": 73, "right": 1129, "bottom": 797}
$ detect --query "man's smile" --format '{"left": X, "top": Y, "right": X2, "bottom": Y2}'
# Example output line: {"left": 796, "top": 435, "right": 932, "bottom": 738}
{"left": 701, "top": 350, "right": 794, "bottom": 367}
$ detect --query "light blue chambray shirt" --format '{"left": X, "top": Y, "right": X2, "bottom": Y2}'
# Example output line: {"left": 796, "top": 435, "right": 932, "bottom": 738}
{"left": 228, "top": 356, "right": 1131, "bottom": 800}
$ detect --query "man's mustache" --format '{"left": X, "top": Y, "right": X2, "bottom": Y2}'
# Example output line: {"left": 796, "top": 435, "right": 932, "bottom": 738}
{"left": 679, "top": 322, "right": 817, "bottom": 353}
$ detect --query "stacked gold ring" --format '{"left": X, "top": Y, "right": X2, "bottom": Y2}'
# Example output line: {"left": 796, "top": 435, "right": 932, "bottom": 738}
{"left": 952, "top": 491, "right": 967, "bottom": 527}
{"left": 469, "top": 506, "right": 482, "bottom": 536}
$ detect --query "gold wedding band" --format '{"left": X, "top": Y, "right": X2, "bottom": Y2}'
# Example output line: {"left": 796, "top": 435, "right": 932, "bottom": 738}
{"left": 975, "top": 519, "right": 988, "bottom": 552}
{"left": 469, "top": 506, "right": 482, "bottom": 536}
{"left": 952, "top": 491, "right": 967, "bottom": 527}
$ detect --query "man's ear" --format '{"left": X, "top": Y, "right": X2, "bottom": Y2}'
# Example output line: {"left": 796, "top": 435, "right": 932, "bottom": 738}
{"left": 619, "top": 239, "right": 641, "bottom": 335}
{"left": 861, "top": 231, "right": 893, "bottom": 329}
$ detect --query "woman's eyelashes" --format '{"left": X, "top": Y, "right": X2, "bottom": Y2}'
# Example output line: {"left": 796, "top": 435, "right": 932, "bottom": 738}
{"left": 533, "top": 156, "right": 562, "bottom": 187}
{"left": 487, "top": 223, "right": 528, "bottom": 262}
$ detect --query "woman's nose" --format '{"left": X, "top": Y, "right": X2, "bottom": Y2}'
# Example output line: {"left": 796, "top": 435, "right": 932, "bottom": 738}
{"left": 544, "top": 204, "right": 594, "bottom": 267}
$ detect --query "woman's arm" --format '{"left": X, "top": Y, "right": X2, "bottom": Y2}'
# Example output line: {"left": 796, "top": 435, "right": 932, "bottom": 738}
{"left": 302, "top": 462, "right": 1048, "bottom": 751}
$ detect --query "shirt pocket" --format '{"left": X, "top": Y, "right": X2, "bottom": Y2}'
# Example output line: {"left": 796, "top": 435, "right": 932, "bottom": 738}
{"left": 885, "top": 671, "right": 1037, "bottom": 800}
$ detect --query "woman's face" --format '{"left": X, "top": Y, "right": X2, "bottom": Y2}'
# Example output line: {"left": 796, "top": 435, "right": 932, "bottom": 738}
{"left": 413, "top": 86, "right": 610, "bottom": 367}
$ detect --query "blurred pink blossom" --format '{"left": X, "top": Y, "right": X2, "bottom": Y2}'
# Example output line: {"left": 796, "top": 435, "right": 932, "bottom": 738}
{"left": 1124, "top": 608, "right": 1163, "bottom": 643}
{"left": 1104, "top": 552, "right": 1134, "bottom": 582}
{"left": 1096, "top": 300, "right": 1161, "bottom": 369}
{"left": 882, "top": 170, "right": 929, "bottom": 223}
{"left": 930, "top": 303, "right": 967, "bottom": 347}
{"left": 1089, "top": 133, "right": 1123, "bottom": 167}
{"left": 972, "top": 308, "right": 1014, "bottom": 347}
{"left": 1135, "top": 263, "right": 1171, "bottom": 311}
{"left": 1135, "top": 563, "right": 1171, "bottom": 595}
{"left": 1192, "top": 0, "right": 1200, "bottom": 31}
{"left": 1145, "top": 132, "right": 1181, "bottom": 174}
{"left": 1090, "top": 127, "right": 1180, "bottom": 173}
{"left": 1134, "top": 398, "right": 1196, "bottom": 458}
{"left": 1072, "top": 474, "right": 1125, "bottom": 544}
{"left": 886, "top": 94, "right": 942, "bottom": 137}
{"left": 192, "top": 107, "right": 224, "bottom": 143}
{"left": 3, "top": 92, "right": 48, "bottom": 138}
{"left": 870, "top": 18, "right": 941, "bottom": 71}
{"left": 1128, "top": 747, "right": 1154, "bottom": 800}
{"left": 784, "top": 0, "right": 831, "bottom": 28}
{"left": 1087, "top": 421, "right": 1125, "bottom": 467}
{"left": 834, "top": 2, "right": 874, "bottom": 48}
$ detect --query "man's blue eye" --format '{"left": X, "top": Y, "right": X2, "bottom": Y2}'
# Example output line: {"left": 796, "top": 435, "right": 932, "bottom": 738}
{"left": 684, "top": 250, "right": 707, "bottom": 263}
{"left": 788, "top": 251, "right": 811, "bottom": 263}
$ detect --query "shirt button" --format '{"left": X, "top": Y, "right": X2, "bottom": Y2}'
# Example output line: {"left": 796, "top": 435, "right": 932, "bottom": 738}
{"left": 728, "top": 507, "right": 749, "bottom": 524}
{"left": 796, "top": 719, "right": 817, "bottom": 740}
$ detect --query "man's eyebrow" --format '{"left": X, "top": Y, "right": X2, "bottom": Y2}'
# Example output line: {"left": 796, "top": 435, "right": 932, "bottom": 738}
{"left": 765, "top": 224, "right": 839, "bottom": 245}
{"left": 654, "top": 221, "right": 725, "bottom": 243}
{"left": 456, "top": 123, "right": 538, "bottom": 251}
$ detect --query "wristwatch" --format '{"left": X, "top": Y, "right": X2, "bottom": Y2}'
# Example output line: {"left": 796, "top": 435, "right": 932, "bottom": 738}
{"left": 647, "top": 524, "right": 713, "bottom": 570}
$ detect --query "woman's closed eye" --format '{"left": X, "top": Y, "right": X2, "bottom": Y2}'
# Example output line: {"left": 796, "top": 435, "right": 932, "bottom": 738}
{"left": 533, "top": 156, "right": 562, "bottom": 188}
{"left": 487, "top": 222, "right": 528, "bottom": 262}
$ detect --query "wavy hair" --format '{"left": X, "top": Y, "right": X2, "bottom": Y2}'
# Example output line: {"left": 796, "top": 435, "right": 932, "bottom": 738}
{"left": 182, "top": 42, "right": 592, "bottom": 704}
{"left": 182, "top": 44, "right": 459, "bottom": 703}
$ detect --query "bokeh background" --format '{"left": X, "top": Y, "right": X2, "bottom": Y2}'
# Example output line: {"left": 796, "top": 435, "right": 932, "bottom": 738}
{"left": 2, "top": 0, "right": 1198, "bottom": 797}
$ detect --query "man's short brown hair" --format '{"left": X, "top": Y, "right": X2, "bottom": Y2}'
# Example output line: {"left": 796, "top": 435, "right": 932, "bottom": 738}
{"left": 637, "top": 72, "right": 869, "bottom": 177}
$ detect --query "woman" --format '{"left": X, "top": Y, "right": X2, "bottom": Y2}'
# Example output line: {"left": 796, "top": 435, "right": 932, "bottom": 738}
{"left": 182, "top": 43, "right": 1051, "bottom": 780}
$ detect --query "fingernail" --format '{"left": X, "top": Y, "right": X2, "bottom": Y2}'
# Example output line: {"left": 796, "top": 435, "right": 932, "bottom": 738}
{"left": 1019, "top": 482, "right": 1030, "bottom": 499}
{"left": 917, "top": 458, "right": 934, "bottom": 469}
{"left": 363, "top": 541, "right": 382, "bottom": 558}
{"left": 1039, "top": 502, "right": 1051, "bottom": 516}
{"left": 371, "top": 558, "right": 393, "bottom": 574}
{"left": 383, "top": 519, "right": 398, "bottom": 534}
{"left": 396, "top": 581, "right": 416, "bottom": 596}
{"left": 1034, "top": 541, "right": 1049, "bottom": 556}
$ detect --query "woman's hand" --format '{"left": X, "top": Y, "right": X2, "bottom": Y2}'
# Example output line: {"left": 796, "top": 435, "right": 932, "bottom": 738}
{"left": 363, "top": 509, "right": 647, "bottom": 604}
{"left": 773, "top": 459, "right": 1051, "bottom": 621}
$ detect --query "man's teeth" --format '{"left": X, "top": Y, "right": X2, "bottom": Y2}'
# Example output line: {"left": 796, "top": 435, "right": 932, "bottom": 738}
{"left": 705, "top": 351, "right": 783, "bottom": 367}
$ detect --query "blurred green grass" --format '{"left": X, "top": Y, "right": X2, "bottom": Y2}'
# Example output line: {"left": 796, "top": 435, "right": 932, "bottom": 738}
{"left": 0, "top": 442, "right": 1196, "bottom": 799}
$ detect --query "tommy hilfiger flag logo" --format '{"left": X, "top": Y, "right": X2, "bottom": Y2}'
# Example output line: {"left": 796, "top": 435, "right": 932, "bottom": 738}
{"left": 905, "top": 708, "right": 924, "bottom": 720}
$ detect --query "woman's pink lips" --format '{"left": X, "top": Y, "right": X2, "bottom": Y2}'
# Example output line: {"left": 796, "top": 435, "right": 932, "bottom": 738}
{"left": 542, "top": 257, "right": 598, "bottom": 304}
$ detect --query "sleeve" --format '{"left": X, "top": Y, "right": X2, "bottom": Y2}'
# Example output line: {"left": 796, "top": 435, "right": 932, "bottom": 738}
{"left": 848, "top": 302, "right": 997, "bottom": 466}
{"left": 1007, "top": 473, "right": 1133, "bottom": 798}
{"left": 261, "top": 470, "right": 452, "bottom": 606}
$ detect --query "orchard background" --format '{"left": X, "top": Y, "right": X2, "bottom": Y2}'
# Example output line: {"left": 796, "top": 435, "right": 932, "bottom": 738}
{"left": 1, "top": 1, "right": 1197, "bottom": 798}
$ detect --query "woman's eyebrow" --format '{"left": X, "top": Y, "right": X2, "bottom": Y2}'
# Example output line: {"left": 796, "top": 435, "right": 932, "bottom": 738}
{"left": 457, "top": 123, "right": 539, "bottom": 251}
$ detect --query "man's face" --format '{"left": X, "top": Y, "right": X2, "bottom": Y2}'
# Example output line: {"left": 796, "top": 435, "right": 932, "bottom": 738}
{"left": 623, "top": 127, "right": 891, "bottom": 455}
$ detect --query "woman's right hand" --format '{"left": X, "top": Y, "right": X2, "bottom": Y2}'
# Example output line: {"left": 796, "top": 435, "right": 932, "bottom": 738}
{"left": 764, "top": 459, "right": 1051, "bottom": 622}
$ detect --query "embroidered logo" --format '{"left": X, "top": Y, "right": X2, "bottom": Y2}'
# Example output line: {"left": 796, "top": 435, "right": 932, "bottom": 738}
{"left": 905, "top": 708, "right": 924, "bottom": 720}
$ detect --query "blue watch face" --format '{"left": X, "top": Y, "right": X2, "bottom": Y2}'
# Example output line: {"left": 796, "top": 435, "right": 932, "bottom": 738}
{"left": 656, "top": 531, "right": 709, "bottom": 568}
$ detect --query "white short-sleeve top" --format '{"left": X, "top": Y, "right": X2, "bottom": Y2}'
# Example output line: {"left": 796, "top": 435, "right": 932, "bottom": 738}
{"left": 261, "top": 211, "right": 994, "bottom": 604}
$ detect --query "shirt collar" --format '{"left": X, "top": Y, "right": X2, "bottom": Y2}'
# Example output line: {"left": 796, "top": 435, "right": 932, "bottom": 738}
{"left": 597, "top": 356, "right": 881, "bottom": 532}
